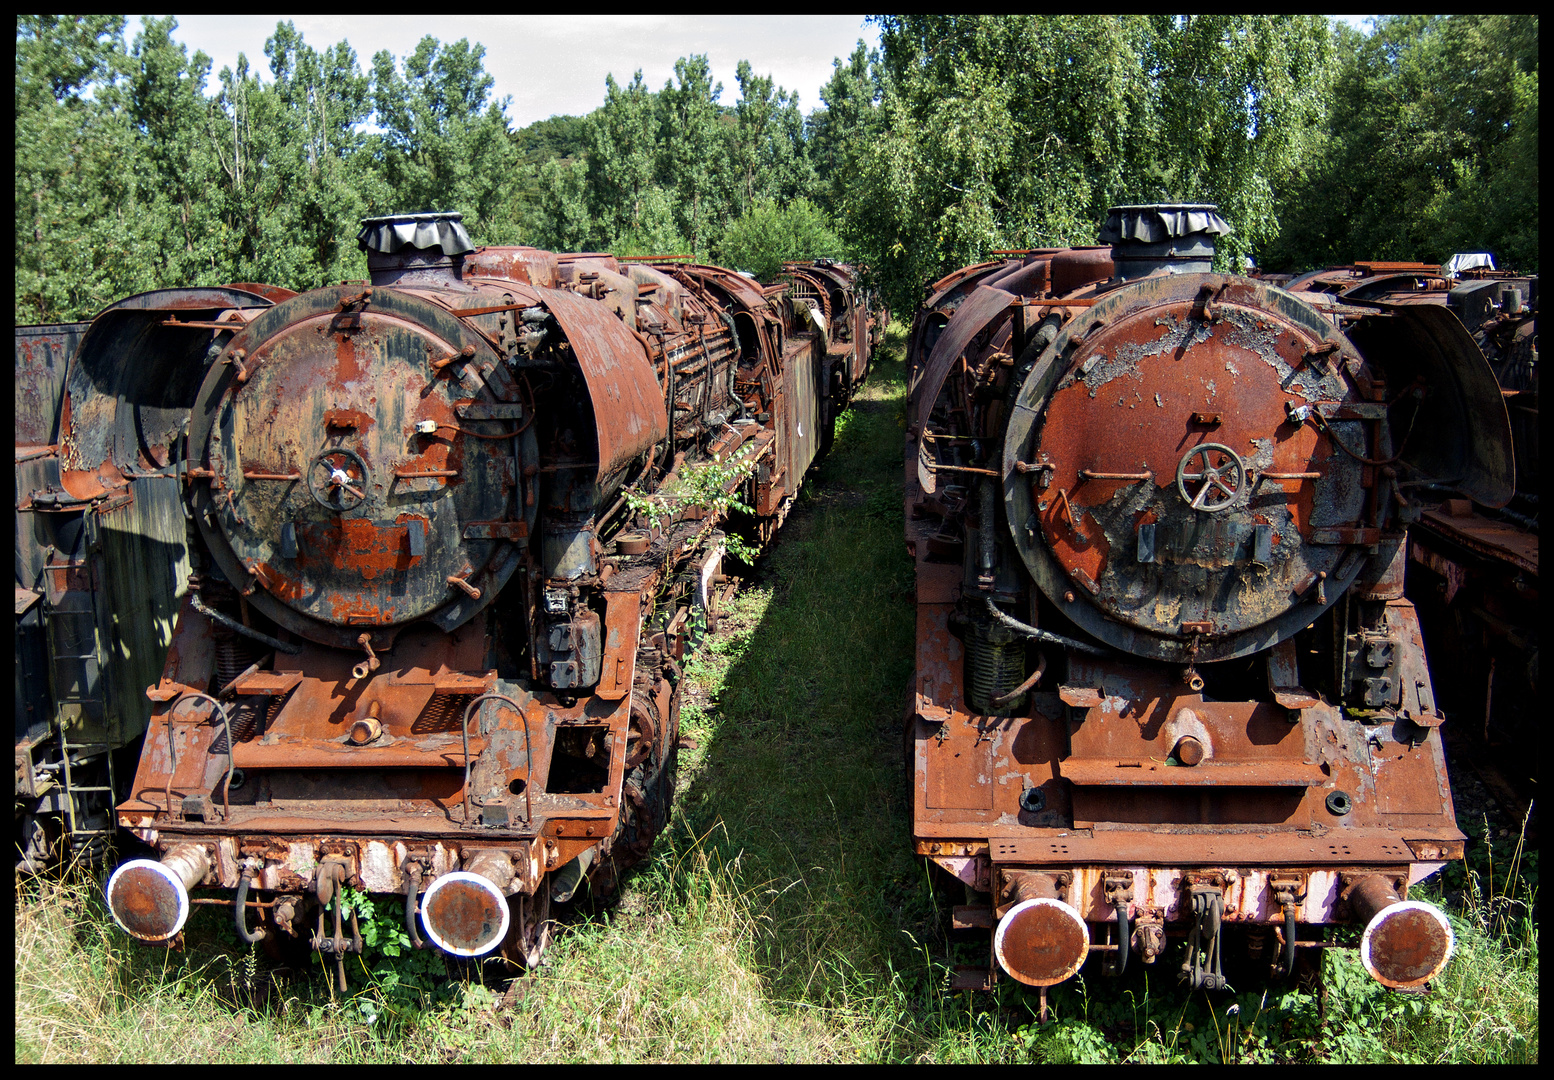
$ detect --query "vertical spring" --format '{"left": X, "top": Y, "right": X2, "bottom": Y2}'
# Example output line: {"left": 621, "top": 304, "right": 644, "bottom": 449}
{"left": 212, "top": 627, "right": 266, "bottom": 744}
{"left": 965, "top": 617, "right": 1027, "bottom": 714}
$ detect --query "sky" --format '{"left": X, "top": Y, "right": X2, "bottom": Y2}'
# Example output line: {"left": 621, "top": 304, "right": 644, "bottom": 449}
{"left": 128, "top": 16, "right": 1377, "bottom": 129}
{"left": 126, "top": 15, "right": 883, "bottom": 128}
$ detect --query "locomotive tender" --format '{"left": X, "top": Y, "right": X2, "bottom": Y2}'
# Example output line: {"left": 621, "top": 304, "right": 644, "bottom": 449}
{"left": 67, "top": 212, "right": 871, "bottom": 978}
{"left": 905, "top": 205, "right": 1515, "bottom": 994}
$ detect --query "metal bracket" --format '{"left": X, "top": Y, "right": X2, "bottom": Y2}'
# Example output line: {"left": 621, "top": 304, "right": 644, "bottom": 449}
{"left": 1180, "top": 885, "right": 1228, "bottom": 990}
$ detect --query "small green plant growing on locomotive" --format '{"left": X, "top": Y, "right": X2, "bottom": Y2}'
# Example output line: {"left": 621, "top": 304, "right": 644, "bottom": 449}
{"left": 325, "top": 886, "right": 468, "bottom": 1028}
{"left": 623, "top": 443, "right": 762, "bottom": 564}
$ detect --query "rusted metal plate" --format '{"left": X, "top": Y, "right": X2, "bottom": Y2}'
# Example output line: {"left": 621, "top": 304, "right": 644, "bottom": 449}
{"left": 1418, "top": 508, "right": 1538, "bottom": 576}
{"left": 537, "top": 285, "right": 667, "bottom": 484}
{"left": 1361, "top": 900, "right": 1454, "bottom": 988}
{"left": 1058, "top": 759, "right": 1327, "bottom": 787}
{"left": 982, "top": 830, "right": 1422, "bottom": 866}
{"left": 1013, "top": 277, "right": 1360, "bottom": 654}
{"left": 995, "top": 898, "right": 1090, "bottom": 986}
{"left": 15, "top": 322, "right": 89, "bottom": 446}
{"left": 1346, "top": 303, "right": 1515, "bottom": 508}
{"left": 231, "top": 671, "right": 304, "bottom": 695}
{"left": 231, "top": 735, "right": 487, "bottom": 769}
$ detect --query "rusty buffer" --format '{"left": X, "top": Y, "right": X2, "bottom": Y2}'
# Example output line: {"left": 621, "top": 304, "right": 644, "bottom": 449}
{"left": 60, "top": 211, "right": 875, "bottom": 982}
{"left": 905, "top": 204, "right": 1516, "bottom": 995}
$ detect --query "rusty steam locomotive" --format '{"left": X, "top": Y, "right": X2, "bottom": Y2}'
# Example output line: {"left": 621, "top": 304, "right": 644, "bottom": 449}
{"left": 905, "top": 205, "right": 1516, "bottom": 995}
{"left": 17, "top": 212, "right": 875, "bottom": 980}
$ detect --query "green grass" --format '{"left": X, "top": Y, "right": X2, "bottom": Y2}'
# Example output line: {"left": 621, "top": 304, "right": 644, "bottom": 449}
{"left": 14, "top": 327, "right": 1538, "bottom": 1063}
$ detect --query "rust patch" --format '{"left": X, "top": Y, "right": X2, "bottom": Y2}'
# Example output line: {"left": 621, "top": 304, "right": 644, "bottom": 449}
{"left": 324, "top": 408, "right": 375, "bottom": 433}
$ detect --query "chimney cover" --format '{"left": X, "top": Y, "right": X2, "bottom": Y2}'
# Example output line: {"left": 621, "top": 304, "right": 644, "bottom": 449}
{"left": 357, "top": 212, "right": 475, "bottom": 256}
{"left": 1099, "top": 204, "right": 1232, "bottom": 246}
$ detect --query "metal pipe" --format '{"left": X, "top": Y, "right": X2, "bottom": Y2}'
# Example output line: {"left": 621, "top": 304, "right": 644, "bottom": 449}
{"left": 979, "top": 478, "right": 996, "bottom": 582}
{"left": 983, "top": 597, "right": 1111, "bottom": 656}
{"left": 405, "top": 864, "right": 427, "bottom": 950}
{"left": 990, "top": 652, "right": 1048, "bottom": 709}
{"left": 1115, "top": 903, "right": 1130, "bottom": 976}
{"left": 190, "top": 592, "right": 300, "bottom": 654}
{"left": 1277, "top": 902, "right": 1297, "bottom": 977}
{"left": 234, "top": 865, "right": 266, "bottom": 944}
{"left": 994, "top": 873, "right": 1090, "bottom": 987}
{"left": 1344, "top": 874, "right": 1454, "bottom": 988}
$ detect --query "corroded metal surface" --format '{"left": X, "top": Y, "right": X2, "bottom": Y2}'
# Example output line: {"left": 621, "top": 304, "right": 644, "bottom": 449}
{"left": 420, "top": 869, "right": 511, "bottom": 956}
{"left": 93, "top": 215, "right": 878, "bottom": 967}
{"left": 995, "top": 897, "right": 1090, "bottom": 986}
{"left": 106, "top": 861, "right": 191, "bottom": 941}
{"left": 905, "top": 207, "right": 1481, "bottom": 991}
{"left": 15, "top": 322, "right": 89, "bottom": 447}
{"left": 538, "top": 284, "right": 668, "bottom": 483}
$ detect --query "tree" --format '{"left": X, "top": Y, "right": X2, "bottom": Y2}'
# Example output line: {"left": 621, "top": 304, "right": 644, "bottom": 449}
{"left": 656, "top": 55, "right": 725, "bottom": 256}
{"left": 582, "top": 71, "right": 660, "bottom": 250}
{"left": 1265, "top": 15, "right": 1539, "bottom": 273}
{"left": 845, "top": 15, "right": 1334, "bottom": 316}
{"left": 729, "top": 60, "right": 812, "bottom": 216}
{"left": 16, "top": 16, "right": 145, "bottom": 320}
{"left": 369, "top": 36, "right": 520, "bottom": 243}
{"left": 808, "top": 41, "right": 885, "bottom": 218}
{"left": 716, "top": 197, "right": 844, "bottom": 279}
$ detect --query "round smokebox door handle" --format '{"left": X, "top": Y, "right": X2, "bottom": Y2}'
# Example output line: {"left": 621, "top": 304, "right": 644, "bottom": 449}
{"left": 1176, "top": 442, "right": 1246, "bottom": 513}
{"left": 308, "top": 448, "right": 371, "bottom": 512}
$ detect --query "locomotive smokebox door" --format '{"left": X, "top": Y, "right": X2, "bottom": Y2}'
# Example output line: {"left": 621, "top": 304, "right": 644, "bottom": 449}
{"left": 1002, "top": 272, "right": 1463, "bottom": 665}
{"left": 186, "top": 284, "right": 528, "bottom": 649}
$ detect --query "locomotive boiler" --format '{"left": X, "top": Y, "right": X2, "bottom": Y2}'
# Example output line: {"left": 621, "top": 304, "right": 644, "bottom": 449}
{"left": 905, "top": 205, "right": 1515, "bottom": 995}
{"left": 85, "top": 212, "right": 870, "bottom": 982}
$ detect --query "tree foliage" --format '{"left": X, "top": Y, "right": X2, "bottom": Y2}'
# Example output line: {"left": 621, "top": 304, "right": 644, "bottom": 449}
{"left": 15, "top": 15, "right": 1539, "bottom": 323}
{"left": 846, "top": 14, "right": 1334, "bottom": 316}
{"left": 716, "top": 197, "right": 844, "bottom": 279}
{"left": 15, "top": 17, "right": 523, "bottom": 321}
{"left": 1265, "top": 15, "right": 1539, "bottom": 273}
{"left": 535, "top": 55, "right": 824, "bottom": 260}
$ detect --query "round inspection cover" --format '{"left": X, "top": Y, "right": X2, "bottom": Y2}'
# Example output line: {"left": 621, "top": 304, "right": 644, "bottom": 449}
{"left": 187, "top": 285, "right": 525, "bottom": 646}
{"left": 1003, "top": 273, "right": 1371, "bottom": 662}
{"left": 1360, "top": 900, "right": 1454, "bottom": 989}
{"left": 106, "top": 859, "right": 190, "bottom": 941}
{"left": 420, "top": 870, "right": 512, "bottom": 956}
{"left": 993, "top": 897, "right": 1091, "bottom": 986}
